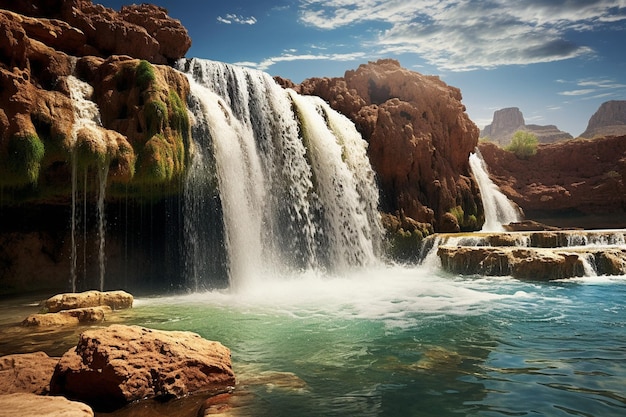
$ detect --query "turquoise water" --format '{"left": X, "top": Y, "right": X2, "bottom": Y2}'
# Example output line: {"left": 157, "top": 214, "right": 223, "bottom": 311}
{"left": 117, "top": 266, "right": 626, "bottom": 417}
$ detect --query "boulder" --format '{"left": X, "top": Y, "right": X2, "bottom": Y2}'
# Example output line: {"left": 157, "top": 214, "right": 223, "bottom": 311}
{"left": 0, "top": 393, "right": 93, "bottom": 417}
{"left": 22, "top": 306, "right": 111, "bottom": 327}
{"left": 44, "top": 290, "right": 133, "bottom": 313}
{"left": 0, "top": 352, "right": 59, "bottom": 395}
{"left": 50, "top": 325, "right": 235, "bottom": 411}
{"left": 290, "top": 59, "right": 482, "bottom": 232}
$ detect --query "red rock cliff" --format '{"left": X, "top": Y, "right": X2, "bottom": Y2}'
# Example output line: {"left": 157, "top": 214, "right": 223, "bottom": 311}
{"left": 478, "top": 136, "right": 626, "bottom": 227}
{"left": 287, "top": 59, "right": 482, "bottom": 232}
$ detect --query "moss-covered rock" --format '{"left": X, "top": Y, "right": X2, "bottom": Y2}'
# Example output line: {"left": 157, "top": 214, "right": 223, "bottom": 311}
{"left": 1, "top": 133, "right": 45, "bottom": 187}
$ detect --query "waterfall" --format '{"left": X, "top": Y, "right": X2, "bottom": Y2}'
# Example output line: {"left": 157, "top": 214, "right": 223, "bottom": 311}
{"left": 178, "top": 58, "right": 382, "bottom": 290}
{"left": 66, "top": 75, "right": 108, "bottom": 291}
{"left": 469, "top": 149, "right": 522, "bottom": 232}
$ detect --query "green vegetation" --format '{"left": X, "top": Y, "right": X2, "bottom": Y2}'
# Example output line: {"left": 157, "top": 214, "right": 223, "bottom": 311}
{"left": 1, "top": 133, "right": 46, "bottom": 186}
{"left": 168, "top": 90, "right": 190, "bottom": 141}
{"left": 135, "top": 60, "right": 156, "bottom": 91}
{"left": 145, "top": 99, "right": 168, "bottom": 137}
{"left": 506, "top": 130, "right": 538, "bottom": 159}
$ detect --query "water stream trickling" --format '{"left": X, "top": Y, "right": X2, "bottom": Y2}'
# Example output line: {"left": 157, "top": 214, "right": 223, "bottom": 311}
{"left": 66, "top": 75, "right": 108, "bottom": 291}
{"left": 469, "top": 149, "right": 522, "bottom": 231}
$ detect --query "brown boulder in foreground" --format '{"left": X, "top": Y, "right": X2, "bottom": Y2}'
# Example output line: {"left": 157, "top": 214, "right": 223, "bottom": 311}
{"left": 0, "top": 352, "right": 59, "bottom": 395}
{"left": 50, "top": 325, "right": 235, "bottom": 411}
{"left": 0, "top": 393, "right": 93, "bottom": 417}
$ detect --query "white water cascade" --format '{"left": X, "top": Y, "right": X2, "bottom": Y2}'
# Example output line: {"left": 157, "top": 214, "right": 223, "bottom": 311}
{"left": 469, "top": 149, "right": 522, "bottom": 232}
{"left": 178, "top": 58, "right": 382, "bottom": 290}
{"left": 67, "top": 75, "right": 108, "bottom": 291}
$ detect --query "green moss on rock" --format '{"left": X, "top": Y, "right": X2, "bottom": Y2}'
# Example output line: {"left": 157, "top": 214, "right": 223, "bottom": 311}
{"left": 1, "top": 133, "right": 45, "bottom": 187}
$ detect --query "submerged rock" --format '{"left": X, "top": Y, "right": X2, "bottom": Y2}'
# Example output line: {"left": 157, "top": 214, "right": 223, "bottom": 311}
{"left": 50, "top": 324, "right": 235, "bottom": 411}
{"left": 22, "top": 306, "right": 111, "bottom": 327}
{"left": 0, "top": 393, "right": 93, "bottom": 417}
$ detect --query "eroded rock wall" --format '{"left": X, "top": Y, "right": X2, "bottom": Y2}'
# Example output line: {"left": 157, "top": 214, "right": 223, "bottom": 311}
{"left": 478, "top": 136, "right": 626, "bottom": 226}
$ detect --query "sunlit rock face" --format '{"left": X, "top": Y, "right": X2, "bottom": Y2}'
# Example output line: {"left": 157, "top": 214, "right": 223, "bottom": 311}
{"left": 481, "top": 107, "right": 572, "bottom": 146}
{"left": 478, "top": 136, "right": 626, "bottom": 227}
{"left": 50, "top": 325, "right": 235, "bottom": 412}
{"left": 580, "top": 100, "right": 626, "bottom": 139}
{"left": 286, "top": 59, "right": 483, "bottom": 233}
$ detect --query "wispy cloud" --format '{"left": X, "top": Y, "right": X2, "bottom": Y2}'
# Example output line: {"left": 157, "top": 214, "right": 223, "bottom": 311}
{"left": 557, "top": 76, "right": 626, "bottom": 97}
{"left": 235, "top": 51, "right": 366, "bottom": 71}
{"left": 559, "top": 89, "right": 597, "bottom": 96}
{"left": 298, "top": 0, "right": 626, "bottom": 71}
{"left": 217, "top": 14, "right": 257, "bottom": 25}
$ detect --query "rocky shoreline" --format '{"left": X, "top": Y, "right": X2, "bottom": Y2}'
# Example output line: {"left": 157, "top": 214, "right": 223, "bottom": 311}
{"left": 0, "top": 290, "right": 235, "bottom": 416}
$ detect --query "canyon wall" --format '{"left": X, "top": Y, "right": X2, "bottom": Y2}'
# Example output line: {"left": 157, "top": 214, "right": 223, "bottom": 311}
{"left": 479, "top": 136, "right": 626, "bottom": 228}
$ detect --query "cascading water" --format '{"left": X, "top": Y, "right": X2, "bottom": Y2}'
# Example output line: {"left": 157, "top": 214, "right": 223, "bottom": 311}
{"left": 469, "top": 149, "right": 522, "bottom": 231}
{"left": 177, "top": 58, "right": 382, "bottom": 290}
{"left": 66, "top": 74, "right": 109, "bottom": 291}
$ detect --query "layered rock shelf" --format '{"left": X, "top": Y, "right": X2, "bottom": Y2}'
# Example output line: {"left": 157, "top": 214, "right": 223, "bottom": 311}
{"left": 432, "top": 230, "right": 626, "bottom": 281}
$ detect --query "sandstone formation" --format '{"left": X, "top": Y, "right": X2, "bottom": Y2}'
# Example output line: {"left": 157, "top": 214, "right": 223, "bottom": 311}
{"left": 44, "top": 290, "right": 133, "bottom": 312}
{"left": 580, "top": 100, "right": 626, "bottom": 139}
{"left": 0, "top": 352, "right": 59, "bottom": 395}
{"left": 478, "top": 136, "right": 626, "bottom": 226}
{"left": 481, "top": 107, "right": 572, "bottom": 145}
{"left": 0, "top": 393, "right": 93, "bottom": 417}
{"left": 0, "top": 0, "right": 190, "bottom": 64}
{"left": 50, "top": 324, "right": 235, "bottom": 411}
{"left": 22, "top": 305, "right": 111, "bottom": 326}
{"left": 434, "top": 229, "right": 626, "bottom": 280}
{"left": 0, "top": 1, "right": 191, "bottom": 202}
{"left": 438, "top": 245, "right": 626, "bottom": 280}
{"left": 287, "top": 59, "right": 483, "bottom": 233}
{"left": 20, "top": 290, "right": 132, "bottom": 327}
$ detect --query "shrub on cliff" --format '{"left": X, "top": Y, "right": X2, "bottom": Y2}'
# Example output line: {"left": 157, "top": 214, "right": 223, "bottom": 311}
{"left": 506, "top": 131, "right": 538, "bottom": 159}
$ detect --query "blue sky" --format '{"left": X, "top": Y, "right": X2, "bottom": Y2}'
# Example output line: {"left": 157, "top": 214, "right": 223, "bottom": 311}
{"left": 100, "top": 0, "right": 626, "bottom": 137}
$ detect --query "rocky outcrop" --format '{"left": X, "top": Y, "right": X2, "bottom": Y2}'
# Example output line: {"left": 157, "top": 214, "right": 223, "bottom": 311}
{"left": 0, "top": 1, "right": 191, "bottom": 203}
{"left": 0, "top": 0, "right": 190, "bottom": 64}
{"left": 22, "top": 306, "right": 111, "bottom": 326}
{"left": 44, "top": 290, "right": 133, "bottom": 312}
{"left": 435, "top": 229, "right": 626, "bottom": 280}
{"left": 481, "top": 107, "right": 572, "bottom": 145}
{"left": 288, "top": 59, "right": 482, "bottom": 232}
{"left": 0, "top": 393, "right": 93, "bottom": 417}
{"left": 20, "top": 290, "right": 132, "bottom": 327}
{"left": 0, "top": 352, "right": 59, "bottom": 395}
{"left": 478, "top": 136, "right": 626, "bottom": 225}
{"left": 580, "top": 100, "right": 626, "bottom": 139}
{"left": 50, "top": 324, "right": 235, "bottom": 411}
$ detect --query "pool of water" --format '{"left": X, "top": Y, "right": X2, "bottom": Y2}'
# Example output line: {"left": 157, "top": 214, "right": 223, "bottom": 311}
{"left": 2, "top": 265, "right": 625, "bottom": 416}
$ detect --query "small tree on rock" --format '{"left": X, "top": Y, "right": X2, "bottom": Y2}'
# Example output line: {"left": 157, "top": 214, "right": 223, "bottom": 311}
{"left": 506, "top": 130, "right": 538, "bottom": 159}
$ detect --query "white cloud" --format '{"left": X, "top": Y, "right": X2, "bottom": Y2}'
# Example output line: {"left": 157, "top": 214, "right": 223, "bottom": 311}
{"left": 559, "top": 89, "right": 597, "bottom": 96}
{"left": 298, "top": 0, "right": 626, "bottom": 71}
{"left": 217, "top": 14, "right": 257, "bottom": 25}
{"left": 235, "top": 51, "right": 367, "bottom": 71}
{"left": 557, "top": 76, "right": 626, "bottom": 97}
